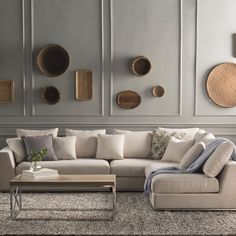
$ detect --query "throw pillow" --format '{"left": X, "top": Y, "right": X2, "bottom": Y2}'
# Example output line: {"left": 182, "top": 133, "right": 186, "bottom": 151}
{"left": 194, "top": 130, "right": 207, "bottom": 144}
{"left": 113, "top": 129, "right": 152, "bottom": 158}
{"left": 53, "top": 136, "right": 76, "bottom": 160}
{"left": 180, "top": 142, "right": 205, "bottom": 169}
{"left": 65, "top": 129, "right": 106, "bottom": 158}
{"left": 22, "top": 135, "right": 57, "bottom": 161}
{"left": 161, "top": 137, "right": 195, "bottom": 163}
{"left": 200, "top": 133, "right": 216, "bottom": 146}
{"left": 203, "top": 141, "right": 235, "bottom": 177}
{"left": 148, "top": 130, "right": 186, "bottom": 160}
{"left": 6, "top": 138, "right": 26, "bottom": 163}
{"left": 158, "top": 127, "right": 199, "bottom": 139}
{"left": 16, "top": 128, "right": 58, "bottom": 138}
{"left": 96, "top": 134, "right": 124, "bottom": 160}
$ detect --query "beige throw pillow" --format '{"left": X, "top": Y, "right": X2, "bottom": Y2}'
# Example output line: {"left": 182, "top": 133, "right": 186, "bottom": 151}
{"left": 158, "top": 127, "right": 199, "bottom": 139}
{"left": 16, "top": 128, "right": 58, "bottom": 138}
{"left": 65, "top": 129, "right": 106, "bottom": 158}
{"left": 194, "top": 130, "right": 207, "bottom": 144}
{"left": 113, "top": 129, "right": 151, "bottom": 158}
{"left": 180, "top": 142, "right": 205, "bottom": 169}
{"left": 53, "top": 136, "right": 77, "bottom": 160}
{"left": 161, "top": 137, "right": 195, "bottom": 163}
{"left": 200, "top": 133, "right": 215, "bottom": 146}
{"left": 6, "top": 138, "right": 26, "bottom": 163}
{"left": 96, "top": 134, "right": 124, "bottom": 160}
{"left": 203, "top": 141, "right": 235, "bottom": 177}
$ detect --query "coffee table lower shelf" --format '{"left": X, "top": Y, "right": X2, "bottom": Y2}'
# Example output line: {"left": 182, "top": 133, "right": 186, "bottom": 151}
{"left": 10, "top": 174, "right": 116, "bottom": 221}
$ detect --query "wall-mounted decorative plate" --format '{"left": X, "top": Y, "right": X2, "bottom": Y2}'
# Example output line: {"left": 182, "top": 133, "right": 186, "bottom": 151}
{"left": 36, "top": 44, "right": 70, "bottom": 77}
{"left": 42, "top": 86, "right": 60, "bottom": 105}
{"left": 131, "top": 56, "right": 151, "bottom": 77}
{"left": 75, "top": 70, "right": 92, "bottom": 101}
{"left": 152, "top": 85, "right": 165, "bottom": 97}
{"left": 0, "top": 80, "right": 14, "bottom": 103}
{"left": 206, "top": 62, "right": 236, "bottom": 108}
{"left": 116, "top": 90, "right": 141, "bottom": 109}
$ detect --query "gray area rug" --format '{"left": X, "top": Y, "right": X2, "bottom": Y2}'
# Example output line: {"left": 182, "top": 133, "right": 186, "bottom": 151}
{"left": 0, "top": 192, "right": 236, "bottom": 236}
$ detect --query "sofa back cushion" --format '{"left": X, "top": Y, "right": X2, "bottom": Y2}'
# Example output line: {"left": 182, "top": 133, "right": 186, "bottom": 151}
{"left": 180, "top": 142, "right": 205, "bottom": 169}
{"left": 158, "top": 127, "right": 199, "bottom": 139}
{"left": 53, "top": 136, "right": 77, "bottom": 160}
{"left": 16, "top": 128, "right": 58, "bottom": 138}
{"left": 161, "top": 137, "right": 195, "bottom": 163}
{"left": 148, "top": 129, "right": 186, "bottom": 160}
{"left": 65, "top": 129, "right": 106, "bottom": 158}
{"left": 200, "top": 133, "right": 216, "bottom": 146}
{"left": 194, "top": 130, "right": 207, "bottom": 144}
{"left": 22, "top": 135, "right": 57, "bottom": 161}
{"left": 6, "top": 138, "right": 26, "bottom": 163}
{"left": 203, "top": 141, "right": 235, "bottom": 177}
{"left": 96, "top": 134, "right": 124, "bottom": 160}
{"left": 113, "top": 129, "right": 151, "bottom": 158}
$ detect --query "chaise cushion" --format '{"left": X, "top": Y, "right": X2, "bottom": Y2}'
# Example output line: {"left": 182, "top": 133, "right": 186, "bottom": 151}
{"left": 110, "top": 159, "right": 179, "bottom": 177}
{"left": 16, "top": 159, "right": 110, "bottom": 175}
{"left": 151, "top": 174, "right": 219, "bottom": 193}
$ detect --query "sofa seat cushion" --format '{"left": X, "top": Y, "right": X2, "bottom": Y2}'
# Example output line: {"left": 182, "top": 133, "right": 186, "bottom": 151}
{"left": 151, "top": 174, "right": 219, "bottom": 194}
{"left": 110, "top": 159, "right": 179, "bottom": 177}
{"left": 16, "top": 159, "right": 110, "bottom": 175}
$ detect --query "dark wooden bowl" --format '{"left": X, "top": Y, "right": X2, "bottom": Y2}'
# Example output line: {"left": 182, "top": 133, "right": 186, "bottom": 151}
{"left": 42, "top": 86, "right": 60, "bottom": 105}
{"left": 36, "top": 44, "right": 70, "bottom": 77}
{"left": 116, "top": 90, "right": 141, "bottom": 109}
{"left": 131, "top": 56, "right": 151, "bottom": 77}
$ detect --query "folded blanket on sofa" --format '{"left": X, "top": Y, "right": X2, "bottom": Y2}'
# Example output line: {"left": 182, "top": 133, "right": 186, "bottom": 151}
{"left": 144, "top": 138, "right": 236, "bottom": 195}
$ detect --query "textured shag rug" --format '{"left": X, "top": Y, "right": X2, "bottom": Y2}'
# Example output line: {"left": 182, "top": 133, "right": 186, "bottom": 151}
{"left": 0, "top": 192, "right": 236, "bottom": 236}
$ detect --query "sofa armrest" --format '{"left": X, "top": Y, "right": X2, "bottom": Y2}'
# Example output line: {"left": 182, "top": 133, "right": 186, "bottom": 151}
{"left": 0, "top": 146, "right": 16, "bottom": 192}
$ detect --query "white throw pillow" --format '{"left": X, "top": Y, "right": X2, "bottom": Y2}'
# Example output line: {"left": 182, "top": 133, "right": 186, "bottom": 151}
{"left": 158, "top": 127, "right": 199, "bottom": 139}
{"left": 113, "top": 129, "right": 152, "bottom": 158}
{"left": 53, "top": 136, "right": 77, "bottom": 160}
{"left": 65, "top": 129, "right": 106, "bottom": 158}
{"left": 203, "top": 141, "right": 235, "bottom": 177}
{"left": 16, "top": 128, "right": 58, "bottom": 138}
{"left": 6, "top": 138, "right": 26, "bottom": 163}
{"left": 96, "top": 134, "right": 124, "bottom": 160}
{"left": 200, "top": 133, "right": 215, "bottom": 146}
{"left": 161, "top": 137, "right": 195, "bottom": 163}
{"left": 180, "top": 142, "right": 205, "bottom": 169}
{"left": 194, "top": 130, "right": 207, "bottom": 144}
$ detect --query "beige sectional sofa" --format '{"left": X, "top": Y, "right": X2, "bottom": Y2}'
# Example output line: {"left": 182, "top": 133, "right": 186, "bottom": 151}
{"left": 0, "top": 127, "right": 236, "bottom": 210}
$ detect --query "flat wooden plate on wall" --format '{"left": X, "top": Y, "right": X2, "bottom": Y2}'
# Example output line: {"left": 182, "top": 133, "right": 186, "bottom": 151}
{"left": 116, "top": 90, "right": 141, "bottom": 109}
{"left": 75, "top": 70, "right": 92, "bottom": 101}
{"left": 206, "top": 62, "right": 236, "bottom": 108}
{"left": 0, "top": 80, "right": 14, "bottom": 103}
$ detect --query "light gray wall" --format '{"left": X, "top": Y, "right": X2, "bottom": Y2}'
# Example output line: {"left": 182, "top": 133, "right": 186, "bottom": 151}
{"left": 1, "top": 0, "right": 236, "bottom": 148}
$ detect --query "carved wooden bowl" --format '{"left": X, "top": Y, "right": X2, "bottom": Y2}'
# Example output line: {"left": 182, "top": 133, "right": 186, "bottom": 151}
{"left": 131, "top": 56, "right": 151, "bottom": 77}
{"left": 42, "top": 86, "right": 60, "bottom": 105}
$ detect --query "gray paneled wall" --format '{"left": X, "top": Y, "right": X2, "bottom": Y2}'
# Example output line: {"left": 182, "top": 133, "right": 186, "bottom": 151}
{"left": 1, "top": 0, "right": 236, "bottom": 148}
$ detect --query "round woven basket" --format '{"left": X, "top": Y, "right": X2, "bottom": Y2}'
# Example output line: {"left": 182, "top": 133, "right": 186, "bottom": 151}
{"left": 36, "top": 44, "right": 70, "bottom": 77}
{"left": 42, "top": 86, "right": 60, "bottom": 105}
{"left": 206, "top": 62, "right": 236, "bottom": 108}
{"left": 152, "top": 85, "right": 165, "bottom": 97}
{"left": 131, "top": 56, "right": 151, "bottom": 77}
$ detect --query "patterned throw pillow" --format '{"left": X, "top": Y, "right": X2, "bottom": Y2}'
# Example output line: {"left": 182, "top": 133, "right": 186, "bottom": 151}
{"left": 148, "top": 130, "right": 186, "bottom": 160}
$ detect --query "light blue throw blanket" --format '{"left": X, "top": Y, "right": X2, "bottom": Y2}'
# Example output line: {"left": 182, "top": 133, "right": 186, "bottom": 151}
{"left": 144, "top": 138, "right": 236, "bottom": 195}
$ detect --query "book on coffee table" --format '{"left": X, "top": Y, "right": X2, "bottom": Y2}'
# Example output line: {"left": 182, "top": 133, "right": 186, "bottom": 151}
{"left": 21, "top": 168, "right": 59, "bottom": 180}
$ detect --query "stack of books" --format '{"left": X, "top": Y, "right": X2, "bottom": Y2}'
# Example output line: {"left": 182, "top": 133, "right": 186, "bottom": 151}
{"left": 21, "top": 168, "right": 59, "bottom": 180}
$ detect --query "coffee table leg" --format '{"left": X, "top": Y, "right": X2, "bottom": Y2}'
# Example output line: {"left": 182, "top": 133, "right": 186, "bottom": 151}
{"left": 112, "top": 185, "right": 116, "bottom": 211}
{"left": 10, "top": 187, "right": 22, "bottom": 219}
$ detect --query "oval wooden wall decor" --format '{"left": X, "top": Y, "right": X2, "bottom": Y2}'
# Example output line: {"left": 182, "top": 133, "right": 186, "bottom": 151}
{"left": 206, "top": 63, "right": 236, "bottom": 108}
{"left": 152, "top": 85, "right": 165, "bottom": 97}
{"left": 131, "top": 56, "right": 151, "bottom": 77}
{"left": 42, "top": 86, "right": 60, "bottom": 105}
{"left": 36, "top": 44, "right": 70, "bottom": 77}
{"left": 116, "top": 90, "right": 141, "bottom": 109}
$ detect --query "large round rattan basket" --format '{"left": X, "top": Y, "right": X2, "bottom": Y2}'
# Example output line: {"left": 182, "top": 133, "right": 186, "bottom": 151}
{"left": 206, "top": 62, "right": 236, "bottom": 108}
{"left": 36, "top": 44, "right": 70, "bottom": 77}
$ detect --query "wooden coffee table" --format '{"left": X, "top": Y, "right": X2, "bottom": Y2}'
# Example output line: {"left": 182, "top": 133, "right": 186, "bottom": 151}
{"left": 10, "top": 174, "right": 116, "bottom": 220}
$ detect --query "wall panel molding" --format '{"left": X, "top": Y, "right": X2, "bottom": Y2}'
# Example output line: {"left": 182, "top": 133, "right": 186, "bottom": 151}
{"left": 109, "top": 0, "right": 183, "bottom": 117}
{"left": 30, "top": 0, "right": 105, "bottom": 117}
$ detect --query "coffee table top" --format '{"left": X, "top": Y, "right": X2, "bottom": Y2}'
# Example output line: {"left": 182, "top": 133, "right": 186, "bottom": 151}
{"left": 10, "top": 174, "right": 116, "bottom": 187}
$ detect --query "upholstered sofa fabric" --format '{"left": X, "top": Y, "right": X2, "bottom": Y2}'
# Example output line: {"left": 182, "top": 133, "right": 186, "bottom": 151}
{"left": 6, "top": 138, "right": 26, "bottom": 163}
{"left": 158, "top": 127, "right": 199, "bottom": 139}
{"left": 16, "top": 159, "right": 110, "bottom": 175}
{"left": 16, "top": 128, "right": 59, "bottom": 138}
{"left": 151, "top": 173, "right": 219, "bottom": 193}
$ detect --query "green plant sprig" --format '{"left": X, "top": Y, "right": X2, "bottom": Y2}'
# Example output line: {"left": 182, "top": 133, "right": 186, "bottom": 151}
{"left": 29, "top": 148, "right": 47, "bottom": 163}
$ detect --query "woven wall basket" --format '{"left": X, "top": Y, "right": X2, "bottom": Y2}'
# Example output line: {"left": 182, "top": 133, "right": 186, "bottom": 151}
{"left": 42, "top": 86, "right": 60, "bottom": 105}
{"left": 152, "top": 85, "right": 165, "bottom": 97}
{"left": 36, "top": 44, "right": 70, "bottom": 77}
{"left": 131, "top": 56, "right": 151, "bottom": 77}
{"left": 206, "top": 62, "right": 236, "bottom": 108}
